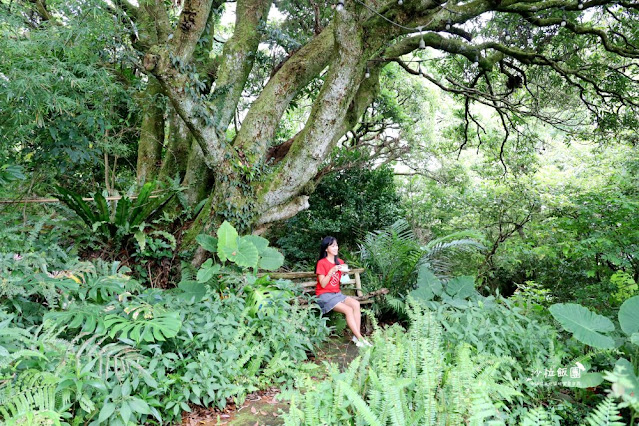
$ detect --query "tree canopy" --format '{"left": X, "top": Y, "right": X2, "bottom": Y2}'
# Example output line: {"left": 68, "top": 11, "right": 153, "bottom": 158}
{"left": 1, "top": 0, "right": 637, "bottom": 238}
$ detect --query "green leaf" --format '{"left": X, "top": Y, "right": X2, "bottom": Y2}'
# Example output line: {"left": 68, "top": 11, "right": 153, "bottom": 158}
{"left": 631, "top": 333, "right": 639, "bottom": 346}
{"left": 217, "top": 221, "right": 238, "bottom": 262}
{"left": 178, "top": 280, "right": 207, "bottom": 303}
{"left": 410, "top": 265, "right": 442, "bottom": 301}
{"left": 120, "top": 402, "right": 132, "bottom": 424}
{"left": 562, "top": 372, "right": 604, "bottom": 388}
{"left": 618, "top": 295, "right": 639, "bottom": 336}
{"left": 227, "top": 238, "right": 259, "bottom": 269}
{"left": 242, "top": 234, "right": 270, "bottom": 253}
{"left": 604, "top": 358, "right": 639, "bottom": 410}
{"left": 549, "top": 303, "right": 615, "bottom": 349}
{"left": 258, "top": 246, "right": 284, "bottom": 271}
{"left": 114, "top": 197, "right": 131, "bottom": 228}
{"left": 129, "top": 182, "right": 155, "bottom": 226}
{"left": 196, "top": 259, "right": 220, "bottom": 283}
{"left": 196, "top": 234, "right": 218, "bottom": 253}
{"left": 445, "top": 276, "right": 476, "bottom": 299}
{"left": 128, "top": 397, "right": 151, "bottom": 414}
{"left": 98, "top": 402, "right": 116, "bottom": 423}
{"left": 134, "top": 229, "right": 146, "bottom": 251}
{"left": 93, "top": 190, "right": 111, "bottom": 223}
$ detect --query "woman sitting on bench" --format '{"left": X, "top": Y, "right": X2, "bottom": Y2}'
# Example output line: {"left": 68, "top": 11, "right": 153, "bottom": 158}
{"left": 315, "top": 236, "right": 372, "bottom": 347}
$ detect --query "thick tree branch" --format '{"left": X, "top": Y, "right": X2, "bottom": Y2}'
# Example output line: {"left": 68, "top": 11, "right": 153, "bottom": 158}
{"left": 142, "top": 1, "right": 171, "bottom": 44}
{"left": 233, "top": 21, "right": 335, "bottom": 164}
{"left": 170, "top": 0, "right": 215, "bottom": 63}
{"left": 255, "top": 195, "right": 310, "bottom": 226}
{"left": 208, "top": 0, "right": 272, "bottom": 130}
{"left": 258, "top": 12, "right": 367, "bottom": 211}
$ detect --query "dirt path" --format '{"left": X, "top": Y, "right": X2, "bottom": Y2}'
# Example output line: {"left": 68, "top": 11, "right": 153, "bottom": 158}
{"left": 181, "top": 334, "right": 360, "bottom": 426}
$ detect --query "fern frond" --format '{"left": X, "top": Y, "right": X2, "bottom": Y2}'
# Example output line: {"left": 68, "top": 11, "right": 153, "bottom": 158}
{"left": 339, "top": 380, "right": 382, "bottom": 426}
{"left": 26, "top": 214, "right": 51, "bottom": 249}
{"left": 520, "top": 406, "right": 553, "bottom": 426}
{"left": 303, "top": 383, "right": 320, "bottom": 425}
{"left": 386, "top": 296, "right": 407, "bottom": 315}
{"left": 584, "top": 396, "right": 625, "bottom": 426}
{"left": 0, "top": 370, "right": 60, "bottom": 420}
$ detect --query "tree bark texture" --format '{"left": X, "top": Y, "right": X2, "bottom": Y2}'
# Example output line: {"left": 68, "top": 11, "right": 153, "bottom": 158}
{"left": 136, "top": 78, "right": 165, "bottom": 184}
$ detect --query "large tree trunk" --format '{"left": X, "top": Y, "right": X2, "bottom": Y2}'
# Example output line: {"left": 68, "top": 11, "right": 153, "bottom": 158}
{"left": 136, "top": 78, "right": 165, "bottom": 184}
{"left": 158, "top": 108, "right": 192, "bottom": 182}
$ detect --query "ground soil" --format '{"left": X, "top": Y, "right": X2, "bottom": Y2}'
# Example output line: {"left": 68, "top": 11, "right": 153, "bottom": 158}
{"left": 180, "top": 333, "right": 360, "bottom": 426}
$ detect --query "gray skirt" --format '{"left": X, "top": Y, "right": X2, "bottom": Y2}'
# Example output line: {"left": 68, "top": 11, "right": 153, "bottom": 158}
{"left": 317, "top": 292, "right": 347, "bottom": 314}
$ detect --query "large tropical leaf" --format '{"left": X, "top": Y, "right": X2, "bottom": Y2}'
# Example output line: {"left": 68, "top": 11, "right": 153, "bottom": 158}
{"left": 258, "top": 246, "right": 284, "bottom": 271}
{"left": 245, "top": 285, "right": 294, "bottom": 317}
{"left": 227, "top": 238, "right": 259, "bottom": 269}
{"left": 561, "top": 372, "right": 604, "bottom": 389}
{"left": 444, "top": 276, "right": 476, "bottom": 299}
{"left": 549, "top": 303, "right": 615, "bottom": 349}
{"left": 242, "top": 235, "right": 270, "bottom": 253}
{"left": 196, "top": 259, "right": 220, "bottom": 283}
{"left": 217, "top": 221, "right": 238, "bottom": 262}
{"left": 618, "top": 295, "right": 639, "bottom": 336}
{"left": 178, "top": 280, "right": 207, "bottom": 303}
{"left": 410, "top": 265, "right": 442, "bottom": 301}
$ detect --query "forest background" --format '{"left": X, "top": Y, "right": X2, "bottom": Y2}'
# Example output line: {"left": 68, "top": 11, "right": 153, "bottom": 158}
{"left": 0, "top": 0, "right": 638, "bottom": 424}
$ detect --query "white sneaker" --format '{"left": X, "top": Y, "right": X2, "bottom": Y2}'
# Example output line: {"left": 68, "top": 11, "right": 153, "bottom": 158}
{"left": 351, "top": 336, "right": 359, "bottom": 344}
{"left": 356, "top": 339, "right": 372, "bottom": 348}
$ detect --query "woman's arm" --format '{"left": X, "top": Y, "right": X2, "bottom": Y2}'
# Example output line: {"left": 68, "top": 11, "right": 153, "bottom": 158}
{"left": 317, "top": 265, "right": 340, "bottom": 288}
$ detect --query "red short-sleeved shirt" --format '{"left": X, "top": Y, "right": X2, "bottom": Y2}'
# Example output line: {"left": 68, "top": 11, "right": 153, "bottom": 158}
{"left": 315, "top": 257, "right": 343, "bottom": 296}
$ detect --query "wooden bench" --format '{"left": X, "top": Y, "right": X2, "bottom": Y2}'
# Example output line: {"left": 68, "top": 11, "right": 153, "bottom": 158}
{"left": 264, "top": 268, "right": 389, "bottom": 305}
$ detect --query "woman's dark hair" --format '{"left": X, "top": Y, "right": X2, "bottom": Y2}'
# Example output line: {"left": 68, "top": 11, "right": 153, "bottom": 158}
{"left": 318, "top": 236, "right": 340, "bottom": 264}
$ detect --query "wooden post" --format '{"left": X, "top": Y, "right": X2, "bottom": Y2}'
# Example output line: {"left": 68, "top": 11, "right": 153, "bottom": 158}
{"left": 354, "top": 272, "right": 363, "bottom": 297}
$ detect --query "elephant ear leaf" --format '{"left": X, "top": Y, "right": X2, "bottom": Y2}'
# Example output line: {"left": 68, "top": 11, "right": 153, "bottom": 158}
{"left": 444, "top": 276, "right": 476, "bottom": 300}
{"left": 549, "top": 303, "right": 616, "bottom": 349}
{"left": 227, "top": 238, "right": 259, "bottom": 269}
{"left": 258, "top": 247, "right": 284, "bottom": 271}
{"left": 217, "top": 221, "right": 238, "bottom": 262}
{"left": 243, "top": 235, "right": 270, "bottom": 253}
{"left": 178, "top": 280, "right": 207, "bottom": 303}
{"left": 618, "top": 295, "right": 639, "bottom": 337}
{"left": 410, "top": 265, "right": 442, "bottom": 301}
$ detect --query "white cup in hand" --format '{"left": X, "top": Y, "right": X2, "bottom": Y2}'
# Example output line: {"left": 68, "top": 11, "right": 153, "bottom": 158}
{"left": 339, "top": 264, "right": 350, "bottom": 272}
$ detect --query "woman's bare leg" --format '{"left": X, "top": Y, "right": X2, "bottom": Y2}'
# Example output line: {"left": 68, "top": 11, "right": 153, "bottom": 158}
{"left": 343, "top": 297, "right": 361, "bottom": 334}
{"left": 332, "top": 302, "right": 363, "bottom": 340}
